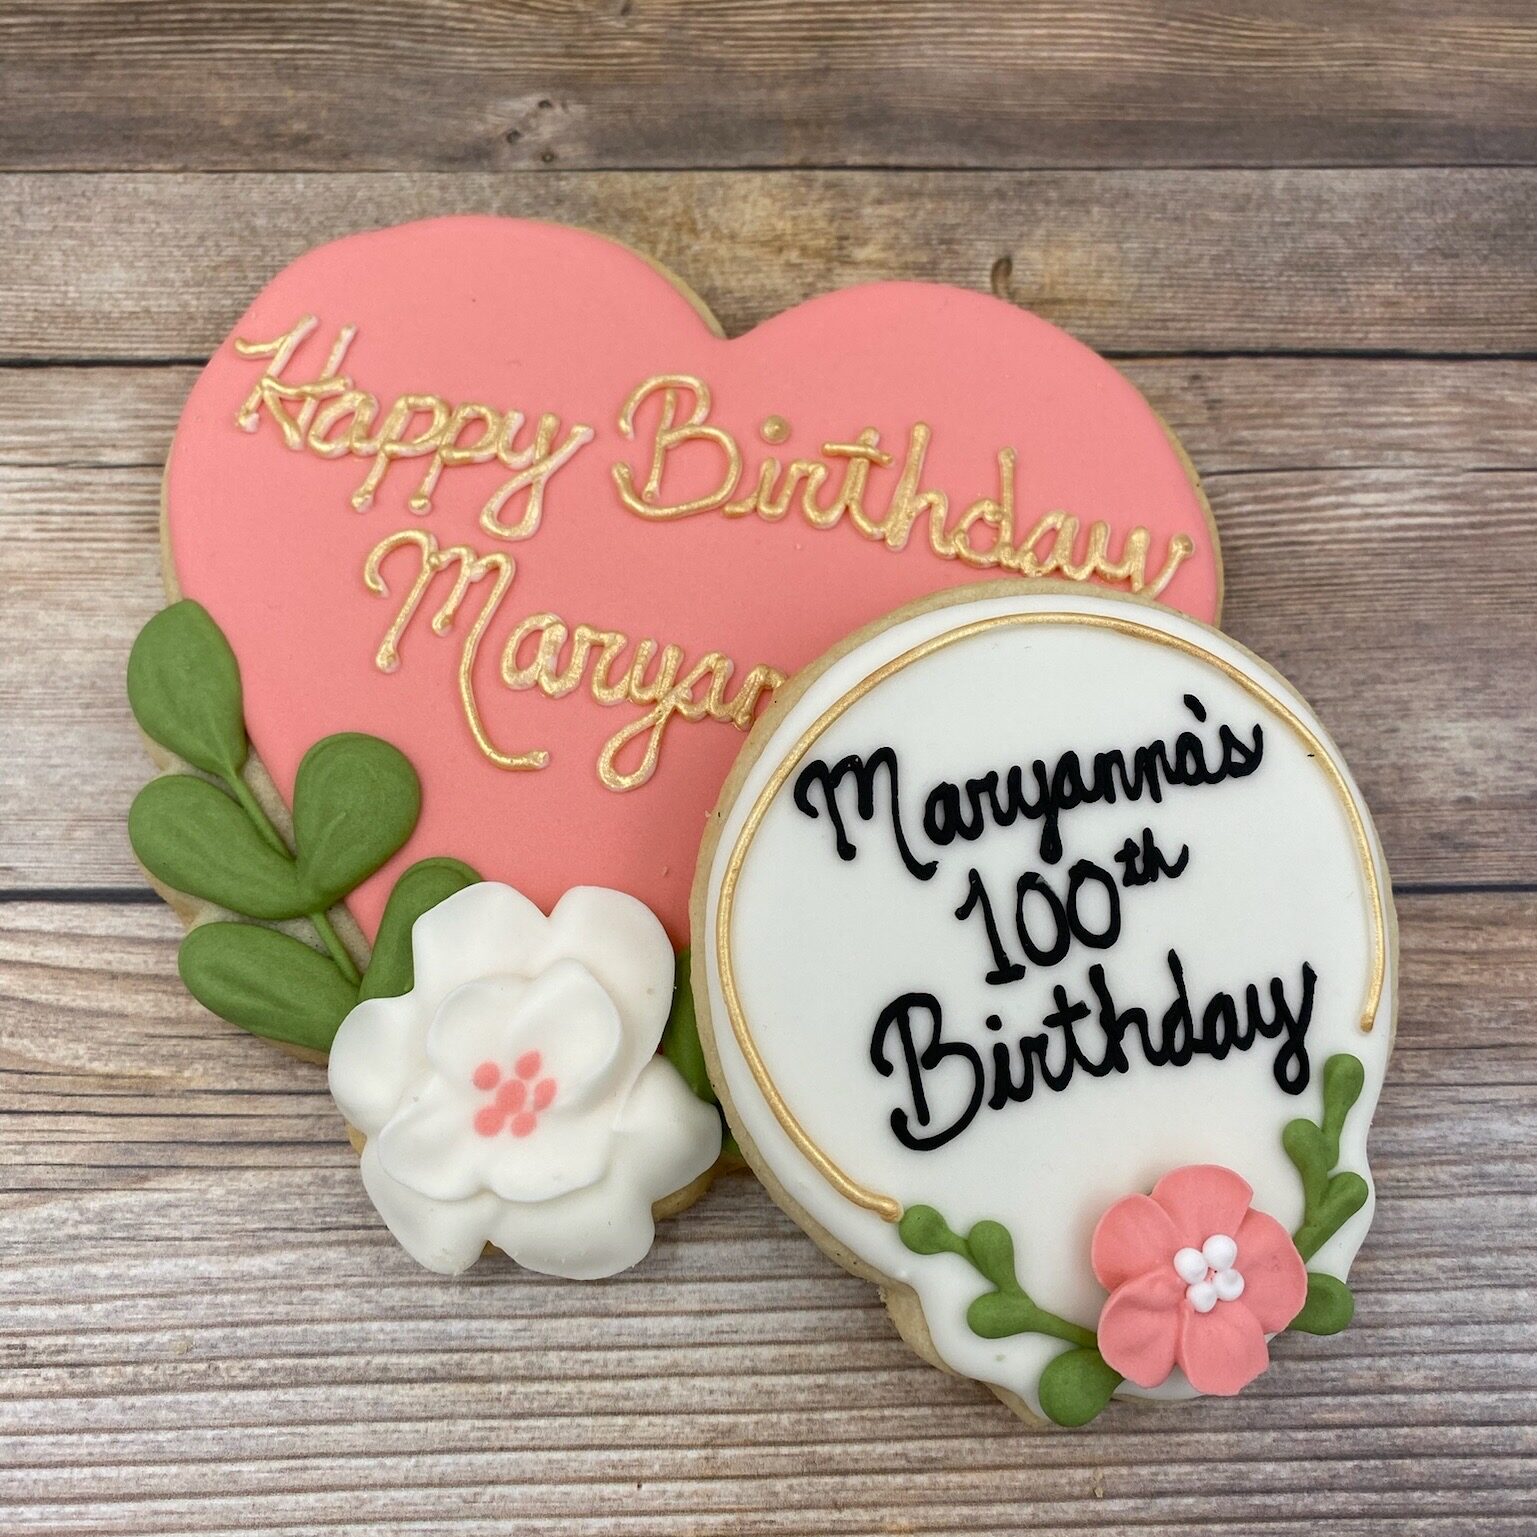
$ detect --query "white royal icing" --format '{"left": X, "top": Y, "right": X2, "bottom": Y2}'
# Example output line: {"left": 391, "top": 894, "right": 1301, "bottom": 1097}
{"left": 698, "top": 589, "right": 1394, "bottom": 1415}
{"left": 329, "top": 882, "right": 721, "bottom": 1278}
{"left": 1176, "top": 1235, "right": 1245, "bottom": 1311}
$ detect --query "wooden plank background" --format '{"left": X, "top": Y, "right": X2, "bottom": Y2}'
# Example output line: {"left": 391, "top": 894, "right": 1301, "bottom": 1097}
{"left": 2, "top": 5, "right": 1535, "bottom": 1533}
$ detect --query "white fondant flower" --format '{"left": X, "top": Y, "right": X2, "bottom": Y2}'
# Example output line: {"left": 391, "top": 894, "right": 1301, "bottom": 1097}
{"left": 328, "top": 883, "right": 721, "bottom": 1279}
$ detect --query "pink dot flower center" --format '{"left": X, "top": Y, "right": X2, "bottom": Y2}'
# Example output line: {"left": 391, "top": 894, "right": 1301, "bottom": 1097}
{"left": 471, "top": 1051, "right": 558, "bottom": 1138}
{"left": 1172, "top": 1233, "right": 1245, "bottom": 1314}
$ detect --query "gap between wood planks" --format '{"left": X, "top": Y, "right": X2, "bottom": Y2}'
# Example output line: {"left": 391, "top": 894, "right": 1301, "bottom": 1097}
{"left": 3, "top": 0, "right": 1536, "bottom": 174}
{"left": 4, "top": 169, "right": 1534, "bottom": 356}
{"left": 11, "top": 349, "right": 1537, "bottom": 369}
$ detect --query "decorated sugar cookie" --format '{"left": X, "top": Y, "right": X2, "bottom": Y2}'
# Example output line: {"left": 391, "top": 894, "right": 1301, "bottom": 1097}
{"left": 161, "top": 216, "right": 1218, "bottom": 945}
{"left": 127, "top": 216, "right": 1220, "bottom": 1279}
{"left": 693, "top": 583, "right": 1394, "bottom": 1422}
{"left": 326, "top": 881, "right": 721, "bottom": 1277}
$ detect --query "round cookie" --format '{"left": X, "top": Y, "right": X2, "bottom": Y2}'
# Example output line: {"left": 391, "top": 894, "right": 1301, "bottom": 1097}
{"left": 692, "top": 582, "right": 1395, "bottom": 1423}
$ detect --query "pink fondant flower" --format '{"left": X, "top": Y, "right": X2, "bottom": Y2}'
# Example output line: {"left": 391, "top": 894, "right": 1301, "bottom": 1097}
{"left": 1091, "top": 1165, "right": 1308, "bottom": 1397}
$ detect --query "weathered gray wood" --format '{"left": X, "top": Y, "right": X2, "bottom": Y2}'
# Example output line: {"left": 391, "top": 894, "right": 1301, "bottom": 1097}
{"left": 11, "top": 357, "right": 1537, "bottom": 473}
{"left": 3, "top": 170, "right": 1535, "bottom": 358}
{"left": 5, "top": 9, "right": 1537, "bottom": 1522}
{"left": 4, "top": 452, "right": 1533, "bottom": 894}
{"left": 3, "top": 2, "right": 1536, "bottom": 172}
{"left": 0, "top": 895, "right": 1532, "bottom": 1535}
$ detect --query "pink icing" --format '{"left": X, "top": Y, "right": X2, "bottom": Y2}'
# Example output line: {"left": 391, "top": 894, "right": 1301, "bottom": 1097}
{"left": 471, "top": 1052, "right": 558, "bottom": 1139}
{"left": 1091, "top": 1164, "right": 1309, "bottom": 1397}
{"left": 164, "top": 217, "right": 1219, "bottom": 942}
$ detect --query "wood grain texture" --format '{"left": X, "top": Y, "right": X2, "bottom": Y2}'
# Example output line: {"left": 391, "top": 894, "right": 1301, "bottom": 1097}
{"left": 11, "top": 357, "right": 1537, "bottom": 472}
{"left": 3, "top": 2, "right": 1537, "bottom": 172}
{"left": 5, "top": 4, "right": 1536, "bottom": 1527}
{"left": 2, "top": 895, "right": 1534, "bottom": 1536}
{"left": 3, "top": 169, "right": 1536, "bottom": 358}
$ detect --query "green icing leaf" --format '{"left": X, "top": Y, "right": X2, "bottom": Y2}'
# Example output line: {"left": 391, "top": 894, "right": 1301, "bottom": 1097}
{"left": 359, "top": 857, "right": 480, "bottom": 1002}
{"left": 1038, "top": 1347, "right": 1123, "bottom": 1428}
{"left": 1286, "top": 1052, "right": 1370, "bottom": 1261}
{"left": 967, "top": 1291, "right": 1040, "bottom": 1339}
{"left": 179, "top": 921, "right": 358, "bottom": 1050}
{"left": 126, "top": 601, "right": 248, "bottom": 778}
{"left": 660, "top": 947, "right": 716, "bottom": 1105}
{"left": 1291, "top": 1272, "right": 1355, "bottom": 1336}
{"left": 658, "top": 948, "right": 739, "bottom": 1158}
{"left": 291, "top": 734, "right": 422, "bottom": 910}
{"left": 129, "top": 775, "right": 310, "bottom": 919}
{"left": 965, "top": 1221, "right": 1020, "bottom": 1293}
{"left": 897, "top": 1204, "right": 969, "bottom": 1259}
{"left": 1294, "top": 1172, "right": 1370, "bottom": 1263}
{"left": 1324, "top": 1052, "right": 1367, "bottom": 1121}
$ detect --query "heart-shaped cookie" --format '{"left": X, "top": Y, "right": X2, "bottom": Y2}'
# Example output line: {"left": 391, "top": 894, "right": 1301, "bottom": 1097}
{"left": 163, "top": 217, "right": 1219, "bottom": 942}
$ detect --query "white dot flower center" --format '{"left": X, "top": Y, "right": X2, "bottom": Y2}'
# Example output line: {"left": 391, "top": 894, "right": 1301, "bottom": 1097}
{"left": 1173, "top": 1233, "right": 1245, "bottom": 1314}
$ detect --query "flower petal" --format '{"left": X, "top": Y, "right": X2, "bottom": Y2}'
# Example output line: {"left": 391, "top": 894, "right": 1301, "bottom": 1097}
{"left": 1095, "top": 1267, "right": 1186, "bottom": 1388}
{"left": 1235, "top": 1208, "right": 1311, "bottom": 1332}
{"left": 614, "top": 1056, "right": 723, "bottom": 1199}
{"left": 374, "top": 1075, "right": 484, "bottom": 1201}
{"left": 507, "top": 959, "right": 625, "bottom": 1099}
{"left": 488, "top": 1163, "right": 658, "bottom": 1281}
{"left": 426, "top": 963, "right": 622, "bottom": 1104}
{"left": 486, "top": 1059, "right": 720, "bottom": 1279}
{"left": 1092, "top": 1193, "right": 1181, "bottom": 1291}
{"left": 328, "top": 992, "right": 431, "bottom": 1137}
{"left": 410, "top": 882, "right": 549, "bottom": 1004}
{"left": 480, "top": 1103, "right": 617, "bottom": 1205}
{"left": 1150, "top": 1164, "right": 1254, "bottom": 1245}
{"left": 419, "top": 976, "right": 528, "bottom": 1084}
{"left": 1178, "top": 1299, "right": 1271, "bottom": 1396}
{"left": 533, "top": 886, "right": 675, "bottom": 1086}
{"left": 357, "top": 1140, "right": 498, "bottom": 1275}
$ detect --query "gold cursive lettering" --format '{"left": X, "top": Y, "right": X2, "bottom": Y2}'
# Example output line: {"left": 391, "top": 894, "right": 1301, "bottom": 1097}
{"left": 364, "top": 529, "right": 785, "bottom": 790}
{"left": 363, "top": 529, "right": 541, "bottom": 771}
{"left": 235, "top": 317, "right": 594, "bottom": 535}
{"left": 613, "top": 374, "right": 742, "bottom": 520}
{"left": 610, "top": 373, "right": 1195, "bottom": 598}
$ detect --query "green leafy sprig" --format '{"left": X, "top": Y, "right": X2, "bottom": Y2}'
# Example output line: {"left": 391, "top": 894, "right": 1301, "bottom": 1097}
{"left": 127, "top": 600, "right": 478, "bottom": 1050}
{"left": 898, "top": 1207, "right": 1096, "bottom": 1346}
{"left": 898, "top": 1205, "right": 1119, "bottom": 1426}
{"left": 1283, "top": 1052, "right": 1369, "bottom": 1334}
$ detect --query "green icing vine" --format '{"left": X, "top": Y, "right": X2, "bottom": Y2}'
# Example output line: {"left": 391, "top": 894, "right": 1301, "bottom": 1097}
{"left": 896, "top": 1050, "right": 1373, "bottom": 1426}
{"left": 1282, "top": 1050, "right": 1370, "bottom": 1332}
{"left": 1285, "top": 1053, "right": 1370, "bottom": 1261}
{"left": 127, "top": 600, "right": 479, "bottom": 1051}
{"left": 898, "top": 1205, "right": 1117, "bottom": 1427}
{"left": 898, "top": 1206, "right": 1097, "bottom": 1347}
